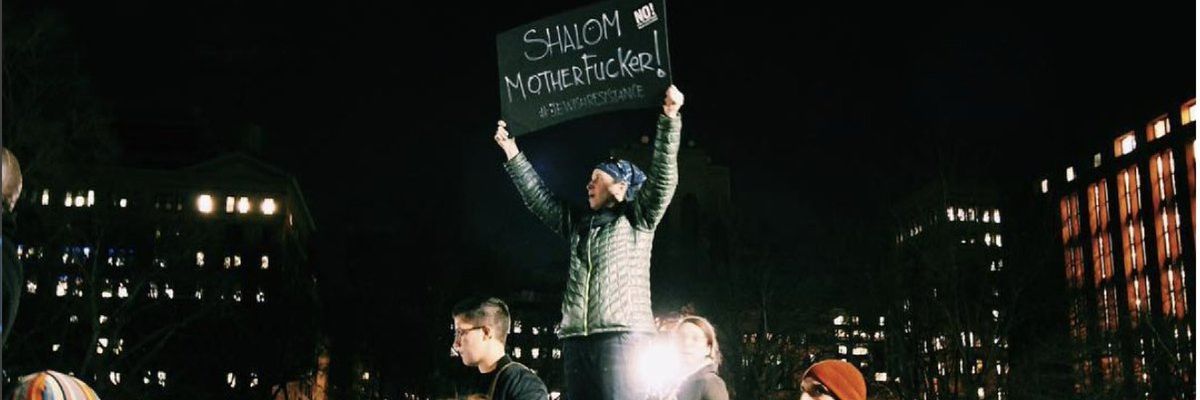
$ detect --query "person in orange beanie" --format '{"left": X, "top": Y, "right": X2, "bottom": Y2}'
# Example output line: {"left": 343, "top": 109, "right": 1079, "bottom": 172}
{"left": 799, "top": 360, "right": 867, "bottom": 400}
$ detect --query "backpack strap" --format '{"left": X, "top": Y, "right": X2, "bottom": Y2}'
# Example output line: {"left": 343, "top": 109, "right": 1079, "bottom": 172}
{"left": 486, "top": 361, "right": 529, "bottom": 399}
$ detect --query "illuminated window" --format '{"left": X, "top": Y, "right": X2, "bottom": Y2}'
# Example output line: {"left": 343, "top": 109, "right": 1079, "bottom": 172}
{"left": 196, "top": 252, "right": 205, "bottom": 267}
{"left": 262, "top": 198, "right": 277, "bottom": 215}
{"left": 1067, "top": 167, "right": 1076, "bottom": 182}
{"left": 261, "top": 255, "right": 269, "bottom": 270}
{"left": 117, "top": 281, "right": 129, "bottom": 298}
{"left": 1182, "top": 99, "right": 1197, "bottom": 125}
{"left": 224, "top": 257, "right": 232, "bottom": 269}
{"left": 1147, "top": 115, "right": 1171, "bottom": 140}
{"left": 1061, "top": 194, "right": 1085, "bottom": 290}
{"left": 41, "top": 190, "right": 49, "bottom": 205}
{"left": 552, "top": 349, "right": 562, "bottom": 359}
{"left": 56, "top": 277, "right": 68, "bottom": 297}
{"left": 1089, "top": 180, "right": 1119, "bottom": 334}
{"left": 87, "top": 190, "right": 95, "bottom": 207}
{"left": 875, "top": 372, "right": 888, "bottom": 382}
{"left": 233, "top": 255, "right": 242, "bottom": 267}
{"left": 26, "top": 280, "right": 36, "bottom": 294}
{"left": 74, "top": 194, "right": 85, "bottom": 207}
{"left": 993, "top": 209, "right": 1001, "bottom": 224}
{"left": 197, "top": 194, "right": 215, "bottom": 214}
{"left": 838, "top": 345, "right": 847, "bottom": 355}
{"left": 532, "top": 348, "right": 540, "bottom": 359}
{"left": 514, "top": 347, "right": 522, "bottom": 359}
{"left": 852, "top": 347, "right": 868, "bottom": 355}
{"left": 256, "top": 290, "right": 266, "bottom": 303}
{"left": 227, "top": 373, "right": 237, "bottom": 388}
{"left": 947, "top": 207, "right": 955, "bottom": 221}
{"left": 1150, "top": 150, "right": 1186, "bottom": 320}
{"left": 64, "top": 192, "right": 73, "bottom": 207}
{"left": 1094, "top": 153, "right": 1102, "bottom": 167}
{"left": 119, "top": 198, "right": 127, "bottom": 208}
{"left": 1118, "top": 166, "right": 1151, "bottom": 324}
{"left": 513, "top": 320, "right": 523, "bottom": 333}
{"left": 834, "top": 315, "right": 845, "bottom": 325}
{"left": 1041, "top": 179, "right": 1049, "bottom": 194}
{"left": 109, "top": 372, "right": 121, "bottom": 385}
{"left": 237, "top": 197, "right": 251, "bottom": 214}
{"left": 226, "top": 196, "right": 236, "bottom": 213}
{"left": 1111, "top": 133, "right": 1136, "bottom": 159}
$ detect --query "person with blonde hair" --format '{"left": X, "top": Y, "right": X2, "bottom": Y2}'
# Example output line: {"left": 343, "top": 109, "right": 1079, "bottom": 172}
{"left": 656, "top": 315, "right": 728, "bottom": 400}
{"left": 2, "top": 147, "right": 23, "bottom": 349}
{"left": 2, "top": 147, "right": 22, "bottom": 211}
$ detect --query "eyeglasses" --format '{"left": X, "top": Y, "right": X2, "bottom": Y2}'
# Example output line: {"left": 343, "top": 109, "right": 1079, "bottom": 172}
{"left": 801, "top": 377, "right": 836, "bottom": 399}
{"left": 454, "top": 326, "right": 485, "bottom": 340}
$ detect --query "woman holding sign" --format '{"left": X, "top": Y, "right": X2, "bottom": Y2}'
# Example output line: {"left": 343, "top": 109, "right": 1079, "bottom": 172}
{"left": 493, "top": 85, "right": 683, "bottom": 400}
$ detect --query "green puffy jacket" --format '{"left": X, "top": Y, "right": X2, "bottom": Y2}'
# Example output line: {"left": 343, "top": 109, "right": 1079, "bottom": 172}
{"left": 504, "top": 114, "right": 681, "bottom": 338}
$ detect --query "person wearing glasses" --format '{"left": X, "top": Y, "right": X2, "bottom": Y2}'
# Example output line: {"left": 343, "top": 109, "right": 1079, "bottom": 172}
{"left": 492, "top": 85, "right": 684, "bottom": 400}
{"left": 451, "top": 297, "right": 548, "bottom": 400}
{"left": 798, "top": 360, "right": 866, "bottom": 400}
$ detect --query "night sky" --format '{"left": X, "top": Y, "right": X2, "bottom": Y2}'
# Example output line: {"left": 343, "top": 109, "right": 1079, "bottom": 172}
{"left": 8, "top": 0, "right": 1196, "bottom": 384}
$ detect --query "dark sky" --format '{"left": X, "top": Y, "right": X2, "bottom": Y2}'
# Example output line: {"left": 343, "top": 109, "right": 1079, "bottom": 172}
{"left": 42, "top": 0, "right": 1195, "bottom": 221}
{"left": 18, "top": 0, "right": 1196, "bottom": 365}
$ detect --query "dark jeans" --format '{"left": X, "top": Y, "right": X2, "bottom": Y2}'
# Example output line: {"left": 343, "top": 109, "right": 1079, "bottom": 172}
{"left": 563, "top": 332, "right": 652, "bottom": 400}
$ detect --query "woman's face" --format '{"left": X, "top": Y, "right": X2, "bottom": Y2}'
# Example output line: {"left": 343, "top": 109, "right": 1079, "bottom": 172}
{"left": 675, "top": 322, "right": 710, "bottom": 367}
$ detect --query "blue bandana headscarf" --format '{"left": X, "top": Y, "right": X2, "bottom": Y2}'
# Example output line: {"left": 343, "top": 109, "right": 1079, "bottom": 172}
{"left": 594, "top": 158, "right": 646, "bottom": 202}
